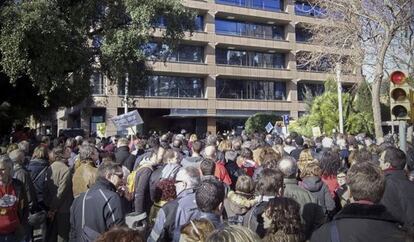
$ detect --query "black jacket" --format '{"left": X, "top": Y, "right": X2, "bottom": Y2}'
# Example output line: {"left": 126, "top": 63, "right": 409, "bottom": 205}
{"left": 311, "top": 203, "right": 406, "bottom": 242}
{"left": 27, "top": 158, "right": 49, "bottom": 205}
{"left": 133, "top": 164, "right": 154, "bottom": 215}
{"left": 69, "top": 177, "right": 125, "bottom": 242}
{"left": 381, "top": 169, "right": 414, "bottom": 229}
{"left": 115, "top": 146, "right": 135, "bottom": 171}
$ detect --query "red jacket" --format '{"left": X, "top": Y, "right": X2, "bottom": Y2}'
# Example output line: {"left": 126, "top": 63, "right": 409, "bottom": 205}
{"left": 215, "top": 161, "right": 232, "bottom": 185}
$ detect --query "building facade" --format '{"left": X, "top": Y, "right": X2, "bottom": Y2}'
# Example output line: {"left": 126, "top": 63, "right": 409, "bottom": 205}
{"left": 55, "top": 0, "right": 360, "bottom": 137}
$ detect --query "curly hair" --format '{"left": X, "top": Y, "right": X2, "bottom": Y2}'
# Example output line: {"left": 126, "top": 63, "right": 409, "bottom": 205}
{"left": 153, "top": 179, "right": 176, "bottom": 203}
{"left": 262, "top": 197, "right": 304, "bottom": 242}
{"left": 95, "top": 226, "right": 143, "bottom": 242}
{"left": 319, "top": 150, "right": 341, "bottom": 177}
{"left": 258, "top": 147, "right": 280, "bottom": 166}
{"left": 300, "top": 162, "right": 321, "bottom": 179}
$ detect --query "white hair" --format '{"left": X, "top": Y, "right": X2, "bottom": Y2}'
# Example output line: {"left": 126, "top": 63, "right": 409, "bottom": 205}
{"left": 277, "top": 156, "right": 298, "bottom": 178}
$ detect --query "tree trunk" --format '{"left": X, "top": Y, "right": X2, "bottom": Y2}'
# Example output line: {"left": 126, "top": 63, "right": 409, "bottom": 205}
{"left": 372, "top": 79, "right": 383, "bottom": 139}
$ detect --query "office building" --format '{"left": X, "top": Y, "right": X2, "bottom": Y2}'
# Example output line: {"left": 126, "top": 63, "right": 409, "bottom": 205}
{"left": 54, "top": 0, "right": 360, "bottom": 137}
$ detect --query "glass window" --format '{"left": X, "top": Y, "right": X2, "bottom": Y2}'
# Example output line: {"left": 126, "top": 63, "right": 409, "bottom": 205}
{"left": 215, "top": 19, "right": 284, "bottom": 40}
{"left": 295, "top": 1, "right": 325, "bottom": 17}
{"left": 272, "top": 25, "right": 284, "bottom": 39}
{"left": 273, "top": 53, "right": 285, "bottom": 69}
{"left": 153, "top": 15, "right": 205, "bottom": 31}
{"left": 297, "top": 82, "right": 324, "bottom": 101}
{"left": 216, "top": 0, "right": 283, "bottom": 11}
{"left": 131, "top": 76, "right": 204, "bottom": 98}
{"left": 195, "top": 15, "right": 204, "bottom": 31}
{"left": 177, "top": 45, "right": 203, "bottom": 62}
{"left": 90, "top": 72, "right": 104, "bottom": 95}
{"left": 143, "top": 42, "right": 203, "bottom": 63}
{"left": 215, "top": 19, "right": 239, "bottom": 35}
{"left": 216, "top": 48, "right": 286, "bottom": 69}
{"left": 296, "top": 26, "right": 312, "bottom": 42}
{"left": 217, "top": 79, "right": 286, "bottom": 100}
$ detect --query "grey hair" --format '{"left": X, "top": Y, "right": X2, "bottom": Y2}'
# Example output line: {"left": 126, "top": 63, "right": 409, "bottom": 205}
{"left": 18, "top": 141, "right": 29, "bottom": 154}
{"left": 97, "top": 162, "right": 122, "bottom": 178}
{"left": 178, "top": 166, "right": 201, "bottom": 188}
{"left": 79, "top": 144, "right": 96, "bottom": 161}
{"left": 204, "top": 146, "right": 216, "bottom": 160}
{"left": 277, "top": 156, "right": 298, "bottom": 178}
{"left": 117, "top": 138, "right": 129, "bottom": 147}
{"left": 0, "top": 155, "right": 13, "bottom": 173}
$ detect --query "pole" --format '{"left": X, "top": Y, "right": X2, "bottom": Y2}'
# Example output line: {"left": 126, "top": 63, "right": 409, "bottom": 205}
{"left": 399, "top": 120, "right": 407, "bottom": 153}
{"left": 336, "top": 63, "right": 344, "bottom": 134}
{"left": 124, "top": 73, "right": 129, "bottom": 114}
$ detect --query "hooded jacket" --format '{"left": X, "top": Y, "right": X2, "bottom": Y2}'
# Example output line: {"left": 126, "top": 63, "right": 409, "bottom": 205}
{"left": 223, "top": 191, "right": 258, "bottom": 221}
{"left": 300, "top": 176, "right": 335, "bottom": 213}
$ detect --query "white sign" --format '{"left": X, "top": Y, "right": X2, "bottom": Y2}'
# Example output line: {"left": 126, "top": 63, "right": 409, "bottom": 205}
{"left": 312, "top": 127, "right": 322, "bottom": 137}
{"left": 111, "top": 110, "right": 143, "bottom": 129}
{"left": 265, "top": 122, "right": 274, "bottom": 133}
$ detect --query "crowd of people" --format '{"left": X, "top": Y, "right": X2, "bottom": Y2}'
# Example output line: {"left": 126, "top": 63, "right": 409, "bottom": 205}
{"left": 0, "top": 128, "right": 414, "bottom": 242}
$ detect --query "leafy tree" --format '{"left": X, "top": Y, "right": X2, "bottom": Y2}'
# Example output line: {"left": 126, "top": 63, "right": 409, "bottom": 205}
{"left": 245, "top": 113, "right": 280, "bottom": 134}
{"left": 289, "top": 82, "right": 374, "bottom": 136}
{"left": 0, "top": 0, "right": 196, "bottom": 133}
{"left": 302, "top": 0, "right": 414, "bottom": 138}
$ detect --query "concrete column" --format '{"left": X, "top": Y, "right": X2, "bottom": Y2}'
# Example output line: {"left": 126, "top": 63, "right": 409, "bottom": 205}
{"left": 205, "top": 43, "right": 216, "bottom": 65}
{"left": 205, "top": 11, "right": 215, "bottom": 34}
{"left": 207, "top": 117, "right": 217, "bottom": 134}
{"left": 285, "top": 0, "right": 295, "bottom": 14}
{"left": 105, "top": 107, "right": 118, "bottom": 137}
{"left": 287, "top": 51, "right": 297, "bottom": 71}
{"left": 80, "top": 109, "right": 91, "bottom": 137}
{"left": 205, "top": 75, "right": 216, "bottom": 99}
{"left": 286, "top": 22, "right": 296, "bottom": 43}
{"left": 287, "top": 79, "right": 298, "bottom": 102}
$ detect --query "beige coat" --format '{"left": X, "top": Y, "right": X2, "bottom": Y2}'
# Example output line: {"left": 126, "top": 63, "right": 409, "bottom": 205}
{"left": 44, "top": 160, "right": 73, "bottom": 213}
{"left": 72, "top": 161, "right": 97, "bottom": 197}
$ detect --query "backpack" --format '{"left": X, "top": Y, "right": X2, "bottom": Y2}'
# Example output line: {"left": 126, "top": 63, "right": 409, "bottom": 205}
{"left": 127, "top": 165, "right": 154, "bottom": 193}
{"left": 0, "top": 182, "right": 21, "bottom": 234}
{"left": 242, "top": 201, "right": 268, "bottom": 238}
{"left": 157, "top": 199, "right": 179, "bottom": 242}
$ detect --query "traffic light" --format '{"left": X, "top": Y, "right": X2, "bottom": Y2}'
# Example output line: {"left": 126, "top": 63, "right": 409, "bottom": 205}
{"left": 389, "top": 71, "right": 411, "bottom": 120}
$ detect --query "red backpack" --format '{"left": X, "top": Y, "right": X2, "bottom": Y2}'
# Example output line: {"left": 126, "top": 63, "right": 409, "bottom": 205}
{"left": 0, "top": 183, "right": 20, "bottom": 234}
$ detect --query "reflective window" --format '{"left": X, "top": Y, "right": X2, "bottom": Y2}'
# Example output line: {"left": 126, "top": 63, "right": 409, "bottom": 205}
{"left": 216, "top": 0, "right": 284, "bottom": 12}
{"left": 297, "top": 82, "right": 324, "bottom": 101}
{"left": 296, "top": 52, "right": 334, "bottom": 72}
{"left": 295, "top": 26, "right": 312, "bottom": 42}
{"left": 215, "top": 19, "right": 284, "bottom": 40}
{"left": 119, "top": 76, "right": 204, "bottom": 98}
{"left": 153, "top": 15, "right": 204, "bottom": 31}
{"left": 142, "top": 42, "right": 204, "bottom": 63}
{"left": 90, "top": 72, "right": 104, "bottom": 95}
{"left": 216, "top": 48, "right": 286, "bottom": 69}
{"left": 217, "top": 79, "right": 286, "bottom": 100}
{"left": 295, "top": 1, "right": 326, "bottom": 17}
